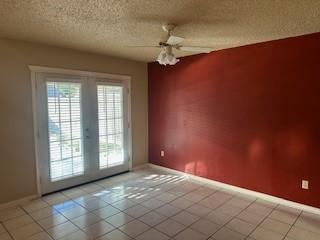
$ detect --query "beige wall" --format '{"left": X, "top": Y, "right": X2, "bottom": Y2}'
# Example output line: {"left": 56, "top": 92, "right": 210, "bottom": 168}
{"left": 0, "top": 39, "right": 148, "bottom": 204}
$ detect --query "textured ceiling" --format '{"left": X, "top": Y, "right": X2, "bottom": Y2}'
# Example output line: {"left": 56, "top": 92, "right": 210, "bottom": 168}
{"left": 0, "top": 0, "right": 319, "bottom": 62}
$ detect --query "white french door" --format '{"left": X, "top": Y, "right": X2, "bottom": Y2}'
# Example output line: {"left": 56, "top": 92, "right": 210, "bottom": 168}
{"left": 34, "top": 71, "right": 130, "bottom": 194}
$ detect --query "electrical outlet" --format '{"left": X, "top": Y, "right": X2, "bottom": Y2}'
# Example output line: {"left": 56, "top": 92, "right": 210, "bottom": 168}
{"left": 302, "top": 180, "right": 309, "bottom": 190}
{"left": 160, "top": 150, "right": 165, "bottom": 157}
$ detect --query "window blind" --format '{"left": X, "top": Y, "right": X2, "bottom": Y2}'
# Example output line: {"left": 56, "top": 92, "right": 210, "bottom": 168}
{"left": 47, "top": 82, "right": 84, "bottom": 181}
{"left": 97, "top": 85, "right": 124, "bottom": 168}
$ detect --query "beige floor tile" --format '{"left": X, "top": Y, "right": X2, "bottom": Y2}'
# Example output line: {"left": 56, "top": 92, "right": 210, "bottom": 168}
{"left": 227, "top": 197, "right": 252, "bottom": 209}
{"left": 83, "top": 221, "right": 114, "bottom": 239}
{"left": 171, "top": 211, "right": 200, "bottom": 226}
{"left": 52, "top": 200, "right": 78, "bottom": 212}
{"left": 47, "top": 221, "right": 78, "bottom": 239}
{"left": 42, "top": 193, "right": 69, "bottom": 206}
{"left": 186, "top": 204, "right": 212, "bottom": 217}
{"left": 175, "top": 228, "right": 207, "bottom": 240}
{"left": 59, "top": 230, "right": 90, "bottom": 240}
{"left": 140, "top": 198, "right": 165, "bottom": 210}
{"left": 3, "top": 168, "right": 320, "bottom": 240}
{"left": 276, "top": 205, "right": 301, "bottom": 215}
{"left": 4, "top": 215, "right": 34, "bottom": 231}
{"left": 118, "top": 220, "right": 150, "bottom": 238}
{"left": 123, "top": 205, "right": 150, "bottom": 218}
{"left": 287, "top": 226, "right": 320, "bottom": 240}
{"left": 105, "top": 212, "right": 134, "bottom": 227}
{"left": 0, "top": 232, "right": 13, "bottom": 240}
{"left": 135, "top": 228, "right": 169, "bottom": 240}
{"left": 193, "top": 186, "right": 216, "bottom": 197}
{"left": 101, "top": 193, "right": 124, "bottom": 204}
{"left": 138, "top": 211, "right": 167, "bottom": 226}
{"left": 76, "top": 198, "right": 109, "bottom": 211}
{"left": 198, "top": 197, "right": 223, "bottom": 209}
{"left": 250, "top": 226, "right": 284, "bottom": 240}
{"left": 59, "top": 205, "right": 88, "bottom": 219}
{"left": 237, "top": 210, "right": 265, "bottom": 225}
{"left": 71, "top": 212, "right": 102, "bottom": 229}
{"left": 212, "top": 227, "right": 246, "bottom": 240}
{"left": 182, "top": 192, "right": 206, "bottom": 202}
{"left": 37, "top": 213, "right": 68, "bottom": 229}
{"left": 9, "top": 223, "right": 43, "bottom": 240}
{"left": 97, "top": 229, "right": 132, "bottom": 240}
{"left": 25, "top": 232, "right": 53, "bottom": 240}
{"left": 215, "top": 203, "right": 243, "bottom": 217}
{"left": 260, "top": 217, "right": 291, "bottom": 235}
{"left": 190, "top": 218, "right": 220, "bottom": 236}
{"left": 0, "top": 224, "right": 6, "bottom": 234}
{"left": 255, "top": 199, "right": 278, "bottom": 208}
{"left": 210, "top": 191, "right": 233, "bottom": 203}
{"left": 62, "top": 188, "right": 86, "bottom": 199}
{"left": 205, "top": 210, "right": 233, "bottom": 225}
{"left": 246, "top": 202, "right": 273, "bottom": 216}
{"left": 0, "top": 208, "right": 26, "bottom": 222}
{"left": 80, "top": 183, "right": 103, "bottom": 193}
{"left": 29, "top": 207, "right": 57, "bottom": 221}
{"left": 167, "top": 186, "right": 190, "bottom": 197}
{"left": 111, "top": 199, "right": 137, "bottom": 211}
{"left": 170, "top": 197, "right": 194, "bottom": 209}
{"left": 92, "top": 205, "right": 120, "bottom": 219}
{"left": 155, "top": 204, "right": 181, "bottom": 217}
{"left": 226, "top": 218, "right": 256, "bottom": 236}
{"left": 269, "top": 209, "right": 299, "bottom": 224}
{"left": 295, "top": 212, "right": 320, "bottom": 234}
{"left": 155, "top": 219, "right": 185, "bottom": 237}
{"left": 155, "top": 192, "right": 178, "bottom": 203}
{"left": 21, "top": 200, "right": 48, "bottom": 213}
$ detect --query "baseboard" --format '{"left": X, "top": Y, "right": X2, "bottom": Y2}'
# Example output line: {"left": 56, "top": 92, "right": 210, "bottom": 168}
{"left": 147, "top": 163, "right": 320, "bottom": 215}
{"left": 0, "top": 194, "right": 39, "bottom": 211}
{"left": 0, "top": 165, "right": 148, "bottom": 211}
{"left": 132, "top": 163, "right": 149, "bottom": 171}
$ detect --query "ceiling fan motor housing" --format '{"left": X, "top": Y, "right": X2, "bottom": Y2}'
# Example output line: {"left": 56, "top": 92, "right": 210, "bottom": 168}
{"left": 162, "top": 24, "right": 176, "bottom": 34}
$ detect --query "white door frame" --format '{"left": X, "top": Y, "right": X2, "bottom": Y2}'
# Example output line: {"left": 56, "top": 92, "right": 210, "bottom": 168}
{"left": 30, "top": 66, "right": 132, "bottom": 196}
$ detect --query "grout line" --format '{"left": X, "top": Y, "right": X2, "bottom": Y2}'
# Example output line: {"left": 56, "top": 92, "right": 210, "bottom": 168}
{"left": 242, "top": 202, "right": 280, "bottom": 240}
{"left": 206, "top": 197, "right": 260, "bottom": 240}
{"left": 0, "top": 221, "right": 15, "bottom": 240}
{"left": 283, "top": 210, "right": 303, "bottom": 240}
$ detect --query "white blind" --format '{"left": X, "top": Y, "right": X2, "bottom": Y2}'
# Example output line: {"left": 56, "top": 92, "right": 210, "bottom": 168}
{"left": 47, "top": 81, "right": 84, "bottom": 181}
{"left": 97, "top": 85, "right": 124, "bottom": 168}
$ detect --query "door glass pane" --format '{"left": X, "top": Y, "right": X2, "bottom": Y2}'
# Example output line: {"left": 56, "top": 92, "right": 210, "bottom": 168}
{"left": 47, "top": 81, "right": 84, "bottom": 181}
{"left": 97, "top": 85, "right": 124, "bottom": 168}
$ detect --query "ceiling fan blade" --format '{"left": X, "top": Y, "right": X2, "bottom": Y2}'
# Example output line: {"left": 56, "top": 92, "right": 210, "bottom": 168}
{"left": 166, "top": 35, "right": 185, "bottom": 45}
{"left": 127, "top": 45, "right": 160, "bottom": 48}
{"left": 178, "top": 46, "right": 213, "bottom": 53}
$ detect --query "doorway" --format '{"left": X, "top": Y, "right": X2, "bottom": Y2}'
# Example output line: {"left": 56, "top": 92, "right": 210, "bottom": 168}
{"left": 31, "top": 67, "right": 131, "bottom": 194}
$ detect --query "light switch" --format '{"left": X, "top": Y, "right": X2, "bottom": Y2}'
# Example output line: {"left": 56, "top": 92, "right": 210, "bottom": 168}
{"left": 302, "top": 180, "right": 309, "bottom": 190}
{"left": 160, "top": 150, "right": 165, "bottom": 157}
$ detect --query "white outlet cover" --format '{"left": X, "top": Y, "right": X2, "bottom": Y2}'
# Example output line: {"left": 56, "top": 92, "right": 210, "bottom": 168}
{"left": 160, "top": 150, "right": 165, "bottom": 157}
{"left": 302, "top": 180, "right": 309, "bottom": 190}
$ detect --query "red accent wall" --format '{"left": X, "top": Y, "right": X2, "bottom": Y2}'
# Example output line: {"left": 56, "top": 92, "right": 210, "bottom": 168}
{"left": 148, "top": 33, "right": 320, "bottom": 208}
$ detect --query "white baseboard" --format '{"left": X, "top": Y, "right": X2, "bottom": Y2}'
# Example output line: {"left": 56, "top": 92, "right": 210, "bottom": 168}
{"left": 0, "top": 165, "right": 148, "bottom": 211}
{"left": 132, "top": 163, "right": 150, "bottom": 171}
{"left": 0, "top": 194, "right": 39, "bottom": 211}
{"left": 148, "top": 163, "right": 320, "bottom": 215}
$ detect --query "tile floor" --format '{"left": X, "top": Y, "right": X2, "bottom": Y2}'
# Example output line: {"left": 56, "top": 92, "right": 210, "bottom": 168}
{"left": 0, "top": 167, "right": 320, "bottom": 240}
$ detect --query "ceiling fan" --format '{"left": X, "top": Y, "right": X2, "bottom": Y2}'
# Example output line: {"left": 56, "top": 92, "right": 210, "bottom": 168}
{"left": 133, "top": 24, "right": 214, "bottom": 65}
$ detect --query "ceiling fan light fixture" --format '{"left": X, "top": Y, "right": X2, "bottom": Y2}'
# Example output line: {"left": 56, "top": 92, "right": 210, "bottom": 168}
{"left": 157, "top": 47, "right": 179, "bottom": 65}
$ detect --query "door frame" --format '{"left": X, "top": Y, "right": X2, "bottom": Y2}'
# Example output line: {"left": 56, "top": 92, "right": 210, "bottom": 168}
{"left": 30, "top": 65, "right": 132, "bottom": 196}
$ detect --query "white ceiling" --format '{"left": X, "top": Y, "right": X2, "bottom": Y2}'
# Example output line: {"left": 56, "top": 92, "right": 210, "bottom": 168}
{"left": 0, "top": 0, "right": 319, "bottom": 62}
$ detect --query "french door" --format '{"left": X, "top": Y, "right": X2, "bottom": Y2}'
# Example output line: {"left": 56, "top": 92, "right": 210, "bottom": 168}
{"left": 34, "top": 71, "right": 130, "bottom": 194}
